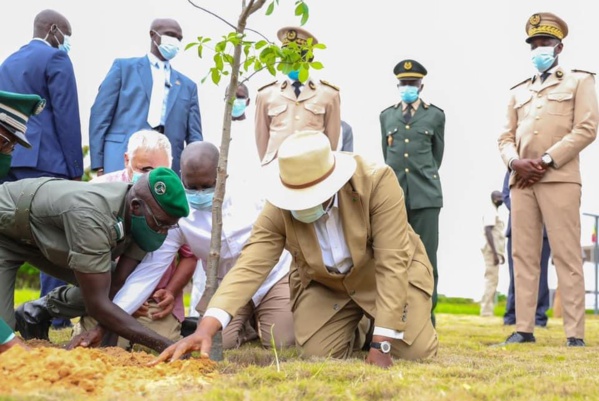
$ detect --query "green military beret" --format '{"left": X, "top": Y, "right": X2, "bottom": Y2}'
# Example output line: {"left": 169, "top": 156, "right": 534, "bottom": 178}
{"left": 0, "top": 90, "right": 46, "bottom": 149}
{"left": 148, "top": 167, "right": 190, "bottom": 218}
{"left": 393, "top": 59, "right": 427, "bottom": 80}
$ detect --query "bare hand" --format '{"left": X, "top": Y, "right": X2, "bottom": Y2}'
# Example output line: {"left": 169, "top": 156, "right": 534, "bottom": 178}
{"left": 151, "top": 289, "right": 175, "bottom": 320}
{"left": 365, "top": 348, "right": 393, "bottom": 368}
{"left": 499, "top": 255, "right": 506, "bottom": 265}
{"left": 67, "top": 325, "right": 105, "bottom": 349}
{"left": 512, "top": 159, "right": 546, "bottom": 188}
{"left": 133, "top": 302, "right": 150, "bottom": 319}
{"left": 0, "top": 336, "right": 29, "bottom": 354}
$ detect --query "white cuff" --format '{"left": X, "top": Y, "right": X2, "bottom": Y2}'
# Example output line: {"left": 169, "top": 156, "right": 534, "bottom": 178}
{"left": 373, "top": 326, "right": 404, "bottom": 340}
{"left": 204, "top": 308, "right": 232, "bottom": 329}
{"left": 1, "top": 332, "right": 15, "bottom": 345}
{"left": 508, "top": 157, "right": 519, "bottom": 170}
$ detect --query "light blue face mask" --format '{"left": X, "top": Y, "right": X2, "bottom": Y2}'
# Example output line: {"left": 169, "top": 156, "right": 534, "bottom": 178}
{"left": 231, "top": 98, "right": 248, "bottom": 118}
{"left": 186, "top": 188, "right": 215, "bottom": 210}
{"left": 58, "top": 31, "right": 72, "bottom": 53}
{"left": 399, "top": 85, "right": 419, "bottom": 104}
{"left": 291, "top": 204, "right": 326, "bottom": 224}
{"left": 288, "top": 70, "right": 300, "bottom": 81}
{"left": 531, "top": 44, "right": 558, "bottom": 73}
{"left": 153, "top": 31, "right": 181, "bottom": 60}
{"left": 131, "top": 172, "right": 143, "bottom": 183}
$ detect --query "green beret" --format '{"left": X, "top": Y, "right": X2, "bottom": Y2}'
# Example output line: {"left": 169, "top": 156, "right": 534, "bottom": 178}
{"left": 393, "top": 59, "right": 427, "bottom": 80}
{"left": 147, "top": 167, "right": 189, "bottom": 218}
{"left": 0, "top": 90, "right": 46, "bottom": 149}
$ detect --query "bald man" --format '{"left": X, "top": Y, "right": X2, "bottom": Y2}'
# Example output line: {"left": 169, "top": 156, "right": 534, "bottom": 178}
{"left": 89, "top": 18, "right": 202, "bottom": 177}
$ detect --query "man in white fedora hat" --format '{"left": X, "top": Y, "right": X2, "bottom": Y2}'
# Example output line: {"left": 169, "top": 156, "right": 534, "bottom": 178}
{"left": 153, "top": 130, "right": 438, "bottom": 368}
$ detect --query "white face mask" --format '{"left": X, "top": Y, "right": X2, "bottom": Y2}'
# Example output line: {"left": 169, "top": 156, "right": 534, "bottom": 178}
{"left": 291, "top": 204, "right": 326, "bottom": 224}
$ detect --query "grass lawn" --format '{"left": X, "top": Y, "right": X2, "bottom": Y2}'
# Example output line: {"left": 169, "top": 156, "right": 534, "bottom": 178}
{"left": 6, "top": 290, "right": 599, "bottom": 401}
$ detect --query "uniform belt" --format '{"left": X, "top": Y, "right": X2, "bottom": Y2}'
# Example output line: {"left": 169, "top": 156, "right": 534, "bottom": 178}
{"left": 14, "top": 177, "right": 61, "bottom": 245}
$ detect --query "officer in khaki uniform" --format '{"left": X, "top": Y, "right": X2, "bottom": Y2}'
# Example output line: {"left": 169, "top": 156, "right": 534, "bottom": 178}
{"left": 154, "top": 131, "right": 438, "bottom": 368}
{"left": 498, "top": 12, "right": 598, "bottom": 346}
{"left": 380, "top": 59, "right": 445, "bottom": 325}
{"left": 255, "top": 26, "right": 341, "bottom": 165}
{"left": 0, "top": 167, "right": 189, "bottom": 352}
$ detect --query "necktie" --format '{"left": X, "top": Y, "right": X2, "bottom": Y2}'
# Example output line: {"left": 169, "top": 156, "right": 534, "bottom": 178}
{"left": 540, "top": 71, "right": 550, "bottom": 83}
{"left": 403, "top": 105, "right": 412, "bottom": 123}
{"left": 292, "top": 81, "right": 302, "bottom": 98}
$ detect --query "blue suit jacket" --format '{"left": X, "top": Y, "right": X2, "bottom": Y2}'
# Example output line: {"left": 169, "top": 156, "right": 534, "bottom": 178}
{"left": 89, "top": 56, "right": 202, "bottom": 175}
{"left": 0, "top": 40, "right": 83, "bottom": 178}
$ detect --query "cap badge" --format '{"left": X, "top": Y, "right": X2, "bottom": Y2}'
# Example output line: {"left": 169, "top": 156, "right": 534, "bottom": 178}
{"left": 154, "top": 181, "right": 167, "bottom": 195}
{"left": 529, "top": 14, "right": 541, "bottom": 26}
{"left": 404, "top": 61, "right": 412, "bottom": 70}
{"left": 556, "top": 70, "right": 563, "bottom": 78}
{"left": 286, "top": 30, "right": 297, "bottom": 42}
{"left": 34, "top": 99, "right": 46, "bottom": 115}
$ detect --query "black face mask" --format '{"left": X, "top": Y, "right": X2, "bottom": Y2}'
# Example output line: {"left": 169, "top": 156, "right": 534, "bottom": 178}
{"left": 494, "top": 200, "right": 504, "bottom": 207}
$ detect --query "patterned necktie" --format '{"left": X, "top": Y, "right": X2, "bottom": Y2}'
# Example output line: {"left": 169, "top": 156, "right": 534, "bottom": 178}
{"left": 292, "top": 81, "right": 302, "bottom": 98}
{"left": 403, "top": 105, "right": 413, "bottom": 123}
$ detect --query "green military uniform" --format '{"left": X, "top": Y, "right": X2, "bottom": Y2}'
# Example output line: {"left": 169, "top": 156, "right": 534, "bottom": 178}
{"left": 0, "top": 179, "right": 144, "bottom": 328}
{"left": 380, "top": 59, "right": 445, "bottom": 324}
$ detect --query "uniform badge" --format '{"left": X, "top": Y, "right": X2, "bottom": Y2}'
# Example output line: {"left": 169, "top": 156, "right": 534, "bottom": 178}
{"left": 404, "top": 61, "right": 413, "bottom": 70}
{"left": 529, "top": 14, "right": 541, "bottom": 26}
{"left": 34, "top": 99, "right": 46, "bottom": 115}
{"left": 154, "top": 181, "right": 167, "bottom": 195}
{"left": 281, "top": 81, "right": 288, "bottom": 90}
{"left": 114, "top": 219, "right": 125, "bottom": 241}
{"left": 556, "top": 70, "right": 563, "bottom": 78}
{"left": 286, "top": 29, "right": 297, "bottom": 42}
{"left": 309, "top": 81, "right": 316, "bottom": 90}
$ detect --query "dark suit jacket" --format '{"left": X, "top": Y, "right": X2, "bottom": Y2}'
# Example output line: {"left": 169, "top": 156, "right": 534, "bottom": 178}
{"left": 89, "top": 56, "right": 203, "bottom": 175}
{"left": 0, "top": 40, "right": 83, "bottom": 178}
{"left": 380, "top": 100, "right": 445, "bottom": 209}
{"left": 340, "top": 120, "right": 354, "bottom": 152}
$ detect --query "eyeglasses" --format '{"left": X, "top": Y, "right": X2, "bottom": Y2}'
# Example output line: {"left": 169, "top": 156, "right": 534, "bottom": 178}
{"left": 137, "top": 198, "right": 179, "bottom": 231}
{"left": 0, "top": 132, "right": 16, "bottom": 153}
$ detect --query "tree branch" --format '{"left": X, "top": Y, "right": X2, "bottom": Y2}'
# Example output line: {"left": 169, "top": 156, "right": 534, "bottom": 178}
{"left": 187, "top": 0, "right": 237, "bottom": 30}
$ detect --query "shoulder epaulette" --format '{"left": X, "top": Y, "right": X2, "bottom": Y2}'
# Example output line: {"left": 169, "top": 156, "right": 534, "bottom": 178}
{"left": 258, "top": 80, "right": 277, "bottom": 91}
{"left": 572, "top": 69, "right": 596, "bottom": 76}
{"left": 510, "top": 77, "right": 532, "bottom": 90}
{"left": 380, "top": 104, "right": 398, "bottom": 114}
{"left": 426, "top": 103, "right": 444, "bottom": 113}
{"left": 320, "top": 80, "right": 339, "bottom": 91}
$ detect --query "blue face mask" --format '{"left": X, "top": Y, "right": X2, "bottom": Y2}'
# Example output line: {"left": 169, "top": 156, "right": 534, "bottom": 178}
{"left": 399, "top": 85, "right": 419, "bottom": 104}
{"left": 291, "top": 204, "right": 326, "bottom": 224}
{"left": 153, "top": 31, "right": 181, "bottom": 60}
{"left": 231, "top": 98, "right": 248, "bottom": 118}
{"left": 288, "top": 70, "right": 300, "bottom": 81}
{"left": 186, "top": 188, "right": 215, "bottom": 210}
{"left": 58, "top": 32, "right": 72, "bottom": 53}
{"left": 131, "top": 172, "right": 143, "bottom": 183}
{"left": 531, "top": 45, "right": 557, "bottom": 73}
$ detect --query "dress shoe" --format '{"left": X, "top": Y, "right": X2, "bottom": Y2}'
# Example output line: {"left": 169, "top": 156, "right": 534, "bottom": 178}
{"left": 14, "top": 297, "right": 53, "bottom": 341}
{"left": 498, "top": 331, "right": 536, "bottom": 345}
{"left": 566, "top": 337, "right": 585, "bottom": 347}
{"left": 180, "top": 317, "right": 199, "bottom": 338}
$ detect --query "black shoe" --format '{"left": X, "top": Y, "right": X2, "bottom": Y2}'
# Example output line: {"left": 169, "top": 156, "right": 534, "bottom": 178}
{"left": 180, "top": 317, "right": 199, "bottom": 338}
{"left": 566, "top": 337, "right": 585, "bottom": 347}
{"left": 14, "top": 298, "right": 53, "bottom": 341}
{"left": 498, "top": 331, "right": 536, "bottom": 345}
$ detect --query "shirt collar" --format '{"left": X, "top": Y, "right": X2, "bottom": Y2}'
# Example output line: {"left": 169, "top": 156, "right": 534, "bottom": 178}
{"left": 147, "top": 53, "right": 169, "bottom": 70}
{"left": 402, "top": 98, "right": 421, "bottom": 112}
{"left": 32, "top": 38, "right": 51, "bottom": 46}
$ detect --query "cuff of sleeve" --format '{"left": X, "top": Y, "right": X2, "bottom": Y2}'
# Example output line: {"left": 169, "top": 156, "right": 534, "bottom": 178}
{"left": 204, "top": 308, "right": 232, "bottom": 329}
{"left": 373, "top": 326, "right": 404, "bottom": 340}
{"left": 1, "top": 333, "right": 15, "bottom": 345}
{"left": 508, "top": 157, "right": 519, "bottom": 170}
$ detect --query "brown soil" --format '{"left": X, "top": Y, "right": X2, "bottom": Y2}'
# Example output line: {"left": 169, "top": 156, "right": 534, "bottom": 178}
{"left": 0, "top": 345, "right": 216, "bottom": 399}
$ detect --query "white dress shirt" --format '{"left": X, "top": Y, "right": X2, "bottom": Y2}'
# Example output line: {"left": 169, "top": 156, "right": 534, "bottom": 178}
{"left": 113, "top": 181, "right": 291, "bottom": 321}
{"left": 146, "top": 53, "right": 171, "bottom": 127}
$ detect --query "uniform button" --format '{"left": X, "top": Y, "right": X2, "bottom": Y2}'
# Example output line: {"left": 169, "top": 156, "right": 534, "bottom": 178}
{"left": 405, "top": 168, "right": 409, "bottom": 173}
{"left": 534, "top": 130, "right": 539, "bottom": 134}
{"left": 535, "top": 116, "right": 540, "bottom": 120}
{"left": 425, "top": 130, "right": 429, "bottom": 134}
{"left": 295, "top": 116, "right": 300, "bottom": 120}
{"left": 333, "top": 303, "right": 340, "bottom": 311}
{"left": 404, "top": 153, "right": 409, "bottom": 158}
{"left": 433, "top": 174, "right": 437, "bottom": 178}
{"left": 538, "top": 93, "right": 543, "bottom": 98}
{"left": 349, "top": 290, "right": 356, "bottom": 296}
{"left": 405, "top": 138, "right": 409, "bottom": 143}
{"left": 405, "top": 125, "right": 410, "bottom": 129}
{"left": 296, "top": 102, "right": 300, "bottom": 105}
{"left": 537, "top": 105, "right": 542, "bottom": 108}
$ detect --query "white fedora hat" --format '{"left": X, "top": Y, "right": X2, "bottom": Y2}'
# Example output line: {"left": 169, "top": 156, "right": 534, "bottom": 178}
{"left": 265, "top": 131, "right": 357, "bottom": 210}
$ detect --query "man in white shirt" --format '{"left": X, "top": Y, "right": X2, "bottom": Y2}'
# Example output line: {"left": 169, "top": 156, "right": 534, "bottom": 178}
{"left": 112, "top": 141, "right": 295, "bottom": 350}
{"left": 480, "top": 190, "right": 506, "bottom": 317}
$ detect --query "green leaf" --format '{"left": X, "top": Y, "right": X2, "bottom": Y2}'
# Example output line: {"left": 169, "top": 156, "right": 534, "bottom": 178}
{"left": 244, "top": 56, "right": 254, "bottom": 71}
{"left": 310, "top": 61, "right": 323, "bottom": 70}
{"left": 254, "top": 59, "right": 263, "bottom": 71}
{"left": 201, "top": 37, "right": 212, "bottom": 44}
{"left": 184, "top": 42, "right": 198, "bottom": 51}
{"left": 197, "top": 45, "right": 203, "bottom": 58}
{"left": 244, "top": 44, "right": 251, "bottom": 57}
{"left": 215, "top": 40, "right": 226, "bottom": 52}
{"left": 300, "top": 3, "right": 310, "bottom": 25}
{"left": 211, "top": 68, "right": 221, "bottom": 85}
{"left": 294, "top": 3, "right": 303, "bottom": 16}
{"left": 223, "top": 54, "right": 234, "bottom": 65}
{"left": 255, "top": 40, "right": 268, "bottom": 50}
{"left": 265, "top": 2, "right": 275, "bottom": 15}
{"left": 267, "top": 64, "right": 276, "bottom": 76}
{"left": 313, "top": 43, "right": 326, "bottom": 50}
{"left": 298, "top": 67, "right": 309, "bottom": 83}
{"left": 214, "top": 54, "right": 224, "bottom": 70}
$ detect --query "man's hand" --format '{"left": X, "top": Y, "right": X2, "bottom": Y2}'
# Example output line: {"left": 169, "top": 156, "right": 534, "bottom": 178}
{"left": 133, "top": 302, "right": 150, "bottom": 319}
{"left": 66, "top": 325, "right": 105, "bottom": 349}
{"left": 493, "top": 253, "right": 505, "bottom": 266}
{"left": 499, "top": 254, "right": 506, "bottom": 265}
{"left": 96, "top": 168, "right": 104, "bottom": 177}
{"left": 512, "top": 159, "right": 546, "bottom": 188}
{"left": 0, "top": 336, "right": 29, "bottom": 354}
{"left": 150, "top": 289, "right": 175, "bottom": 320}
{"left": 148, "top": 316, "right": 221, "bottom": 365}
{"left": 365, "top": 335, "right": 394, "bottom": 368}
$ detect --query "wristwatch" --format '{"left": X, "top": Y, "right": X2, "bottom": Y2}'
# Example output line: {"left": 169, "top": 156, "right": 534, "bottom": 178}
{"left": 370, "top": 341, "right": 392, "bottom": 354}
{"left": 541, "top": 153, "right": 553, "bottom": 167}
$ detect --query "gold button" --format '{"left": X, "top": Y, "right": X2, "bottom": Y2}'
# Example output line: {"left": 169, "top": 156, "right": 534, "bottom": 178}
{"left": 405, "top": 138, "right": 409, "bottom": 143}
{"left": 537, "top": 105, "right": 542, "bottom": 108}
{"left": 425, "top": 131, "right": 429, "bottom": 134}
{"left": 433, "top": 174, "right": 437, "bottom": 178}
{"left": 296, "top": 102, "right": 300, "bottom": 105}
{"left": 538, "top": 93, "right": 543, "bottom": 97}
{"left": 535, "top": 116, "right": 540, "bottom": 120}
{"left": 404, "top": 153, "right": 409, "bottom": 158}
{"left": 534, "top": 130, "right": 538, "bottom": 134}
{"left": 406, "top": 125, "right": 410, "bottom": 129}
{"left": 295, "top": 116, "right": 300, "bottom": 120}
{"left": 405, "top": 168, "right": 409, "bottom": 173}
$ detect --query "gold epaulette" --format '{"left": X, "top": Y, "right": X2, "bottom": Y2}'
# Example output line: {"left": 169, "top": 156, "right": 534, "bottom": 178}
{"left": 572, "top": 69, "right": 596, "bottom": 76}
{"left": 320, "top": 80, "right": 339, "bottom": 91}
{"left": 258, "top": 80, "right": 277, "bottom": 91}
{"left": 510, "top": 77, "right": 532, "bottom": 90}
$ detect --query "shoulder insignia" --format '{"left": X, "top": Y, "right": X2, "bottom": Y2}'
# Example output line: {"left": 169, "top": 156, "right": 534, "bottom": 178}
{"left": 258, "top": 80, "right": 278, "bottom": 91}
{"left": 572, "top": 69, "right": 596, "bottom": 76}
{"left": 428, "top": 103, "right": 444, "bottom": 113}
{"left": 510, "top": 77, "right": 532, "bottom": 90}
{"left": 320, "top": 80, "right": 339, "bottom": 91}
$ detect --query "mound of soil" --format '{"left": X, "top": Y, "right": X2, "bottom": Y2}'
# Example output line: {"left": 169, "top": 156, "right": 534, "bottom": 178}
{"left": 0, "top": 345, "right": 216, "bottom": 398}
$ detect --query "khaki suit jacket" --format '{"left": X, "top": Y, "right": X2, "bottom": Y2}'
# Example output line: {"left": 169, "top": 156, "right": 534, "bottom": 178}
{"left": 208, "top": 156, "right": 434, "bottom": 345}
{"left": 498, "top": 67, "right": 599, "bottom": 185}
{"left": 254, "top": 78, "right": 341, "bottom": 165}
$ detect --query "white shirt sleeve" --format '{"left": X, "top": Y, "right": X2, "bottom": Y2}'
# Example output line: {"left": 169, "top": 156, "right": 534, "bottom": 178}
{"left": 112, "top": 228, "right": 184, "bottom": 314}
{"left": 373, "top": 326, "right": 404, "bottom": 340}
{"left": 204, "top": 308, "right": 232, "bottom": 329}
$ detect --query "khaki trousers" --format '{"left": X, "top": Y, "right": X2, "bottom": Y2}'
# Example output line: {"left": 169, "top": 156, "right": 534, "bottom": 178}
{"left": 512, "top": 183, "right": 585, "bottom": 338}
{"left": 480, "top": 246, "right": 499, "bottom": 317}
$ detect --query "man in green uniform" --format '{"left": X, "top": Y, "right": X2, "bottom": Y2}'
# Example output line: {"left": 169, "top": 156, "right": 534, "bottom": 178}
{"left": 379, "top": 59, "right": 445, "bottom": 325}
{"left": 0, "top": 90, "right": 45, "bottom": 353}
{"left": 0, "top": 166, "right": 189, "bottom": 352}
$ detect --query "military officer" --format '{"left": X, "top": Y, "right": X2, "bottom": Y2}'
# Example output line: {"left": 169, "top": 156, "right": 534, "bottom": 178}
{"left": 255, "top": 26, "right": 341, "bottom": 165}
{"left": 498, "top": 12, "right": 598, "bottom": 346}
{"left": 379, "top": 59, "right": 445, "bottom": 325}
{"left": 0, "top": 167, "right": 190, "bottom": 352}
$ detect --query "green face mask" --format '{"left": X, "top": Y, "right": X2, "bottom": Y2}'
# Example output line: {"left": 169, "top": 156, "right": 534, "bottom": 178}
{"left": 0, "top": 153, "right": 12, "bottom": 178}
{"left": 130, "top": 214, "right": 167, "bottom": 252}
